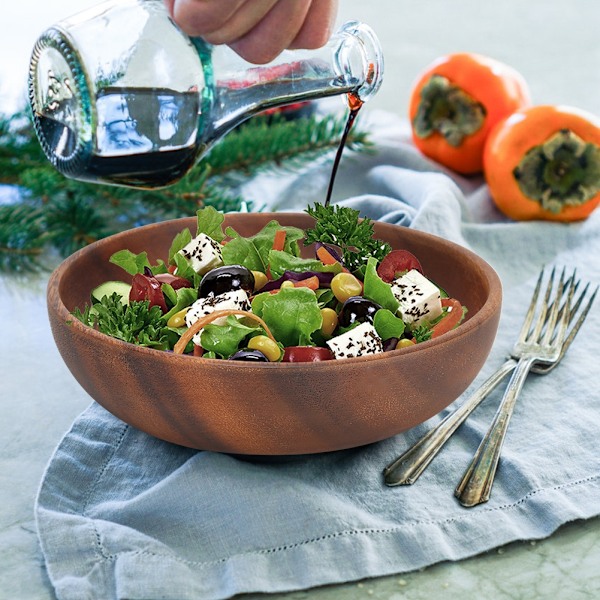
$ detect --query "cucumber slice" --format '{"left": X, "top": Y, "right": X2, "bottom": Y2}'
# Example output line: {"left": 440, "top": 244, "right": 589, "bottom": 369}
{"left": 91, "top": 281, "right": 131, "bottom": 305}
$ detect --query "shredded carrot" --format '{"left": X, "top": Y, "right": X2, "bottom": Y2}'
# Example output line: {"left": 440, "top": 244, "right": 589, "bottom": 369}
{"left": 265, "top": 231, "right": 286, "bottom": 280}
{"left": 293, "top": 275, "right": 320, "bottom": 290}
{"left": 173, "top": 309, "right": 276, "bottom": 355}
{"left": 272, "top": 229, "right": 287, "bottom": 252}
{"left": 316, "top": 245, "right": 339, "bottom": 265}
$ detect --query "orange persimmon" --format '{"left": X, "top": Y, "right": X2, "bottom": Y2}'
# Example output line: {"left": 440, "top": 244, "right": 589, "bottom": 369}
{"left": 484, "top": 105, "right": 600, "bottom": 222}
{"left": 409, "top": 53, "right": 531, "bottom": 175}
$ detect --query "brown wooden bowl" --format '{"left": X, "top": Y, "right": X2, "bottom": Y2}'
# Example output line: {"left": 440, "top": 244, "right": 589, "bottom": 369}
{"left": 47, "top": 213, "right": 502, "bottom": 455}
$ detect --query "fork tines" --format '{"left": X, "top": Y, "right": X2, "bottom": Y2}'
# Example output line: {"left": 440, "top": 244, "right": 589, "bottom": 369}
{"left": 524, "top": 267, "right": 582, "bottom": 346}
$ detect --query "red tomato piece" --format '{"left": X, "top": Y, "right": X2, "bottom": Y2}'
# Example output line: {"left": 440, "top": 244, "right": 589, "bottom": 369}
{"left": 129, "top": 273, "right": 168, "bottom": 313}
{"left": 377, "top": 250, "right": 424, "bottom": 282}
{"left": 430, "top": 298, "right": 463, "bottom": 338}
{"left": 282, "top": 346, "right": 335, "bottom": 362}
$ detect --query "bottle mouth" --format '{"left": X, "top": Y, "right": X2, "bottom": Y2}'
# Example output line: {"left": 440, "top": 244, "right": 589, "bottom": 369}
{"left": 28, "top": 27, "right": 92, "bottom": 178}
{"left": 335, "top": 21, "right": 384, "bottom": 102}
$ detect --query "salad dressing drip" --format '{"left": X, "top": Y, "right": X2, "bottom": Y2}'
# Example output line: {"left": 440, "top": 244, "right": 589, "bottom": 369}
{"left": 324, "top": 92, "right": 363, "bottom": 207}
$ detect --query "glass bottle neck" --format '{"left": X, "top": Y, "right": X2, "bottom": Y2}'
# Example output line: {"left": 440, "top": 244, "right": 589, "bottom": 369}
{"left": 202, "top": 20, "right": 384, "bottom": 143}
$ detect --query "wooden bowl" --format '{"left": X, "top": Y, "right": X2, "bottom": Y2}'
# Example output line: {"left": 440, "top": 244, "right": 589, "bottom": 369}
{"left": 47, "top": 213, "right": 502, "bottom": 455}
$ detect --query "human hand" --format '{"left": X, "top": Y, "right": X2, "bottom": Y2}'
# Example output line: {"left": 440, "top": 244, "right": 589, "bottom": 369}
{"left": 164, "top": 0, "right": 339, "bottom": 64}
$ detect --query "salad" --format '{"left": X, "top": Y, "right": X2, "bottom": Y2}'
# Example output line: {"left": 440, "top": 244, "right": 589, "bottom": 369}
{"left": 73, "top": 203, "right": 466, "bottom": 362}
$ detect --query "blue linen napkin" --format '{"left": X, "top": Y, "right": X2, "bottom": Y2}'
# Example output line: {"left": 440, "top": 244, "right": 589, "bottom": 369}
{"left": 36, "top": 110, "right": 600, "bottom": 600}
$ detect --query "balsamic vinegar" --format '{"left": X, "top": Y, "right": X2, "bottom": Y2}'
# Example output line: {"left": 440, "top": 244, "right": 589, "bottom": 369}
{"left": 324, "top": 93, "right": 363, "bottom": 207}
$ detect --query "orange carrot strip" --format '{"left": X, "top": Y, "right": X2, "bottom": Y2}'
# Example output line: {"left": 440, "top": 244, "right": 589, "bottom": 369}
{"left": 173, "top": 309, "right": 276, "bottom": 355}
{"left": 266, "top": 231, "right": 286, "bottom": 280}
{"left": 272, "top": 229, "right": 287, "bottom": 251}
{"left": 316, "top": 245, "right": 339, "bottom": 265}
{"left": 293, "top": 276, "right": 320, "bottom": 290}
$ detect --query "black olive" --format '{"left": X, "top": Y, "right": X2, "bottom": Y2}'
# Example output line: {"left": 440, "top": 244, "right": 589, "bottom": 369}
{"left": 383, "top": 337, "right": 399, "bottom": 352}
{"left": 337, "top": 296, "right": 382, "bottom": 328}
{"left": 228, "top": 349, "right": 269, "bottom": 362}
{"left": 199, "top": 265, "right": 255, "bottom": 298}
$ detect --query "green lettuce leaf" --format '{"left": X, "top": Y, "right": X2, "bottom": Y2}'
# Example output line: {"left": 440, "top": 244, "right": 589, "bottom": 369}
{"left": 200, "top": 316, "right": 261, "bottom": 358}
{"left": 109, "top": 249, "right": 150, "bottom": 275}
{"left": 221, "top": 230, "right": 265, "bottom": 271}
{"left": 315, "top": 288, "right": 335, "bottom": 308}
{"left": 162, "top": 286, "right": 198, "bottom": 322}
{"left": 363, "top": 257, "right": 400, "bottom": 313}
{"left": 268, "top": 250, "right": 343, "bottom": 280}
{"left": 373, "top": 309, "right": 405, "bottom": 340}
{"left": 171, "top": 252, "right": 201, "bottom": 287}
{"left": 222, "top": 221, "right": 304, "bottom": 272}
{"left": 168, "top": 228, "right": 193, "bottom": 264}
{"left": 196, "top": 206, "right": 226, "bottom": 242}
{"left": 251, "top": 287, "right": 322, "bottom": 347}
{"left": 109, "top": 249, "right": 168, "bottom": 276}
{"left": 161, "top": 283, "right": 177, "bottom": 307}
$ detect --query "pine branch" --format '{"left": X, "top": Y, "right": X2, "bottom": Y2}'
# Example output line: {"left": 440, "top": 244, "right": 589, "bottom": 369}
{"left": 43, "top": 194, "right": 112, "bottom": 256}
{"left": 204, "top": 113, "right": 371, "bottom": 176}
{"left": 0, "top": 107, "right": 371, "bottom": 273}
{"left": 0, "top": 204, "right": 48, "bottom": 273}
{"left": 0, "top": 111, "right": 47, "bottom": 184}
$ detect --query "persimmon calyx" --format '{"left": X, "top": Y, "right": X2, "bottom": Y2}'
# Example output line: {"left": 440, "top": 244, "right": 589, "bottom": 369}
{"left": 513, "top": 129, "right": 600, "bottom": 213}
{"left": 412, "top": 74, "right": 486, "bottom": 147}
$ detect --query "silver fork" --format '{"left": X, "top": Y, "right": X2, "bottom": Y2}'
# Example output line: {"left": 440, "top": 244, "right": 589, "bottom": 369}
{"left": 384, "top": 269, "right": 596, "bottom": 491}
{"left": 454, "top": 268, "right": 576, "bottom": 507}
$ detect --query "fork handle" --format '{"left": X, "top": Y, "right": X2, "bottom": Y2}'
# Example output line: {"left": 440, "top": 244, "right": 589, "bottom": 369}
{"left": 455, "top": 357, "right": 536, "bottom": 507}
{"left": 384, "top": 359, "right": 517, "bottom": 486}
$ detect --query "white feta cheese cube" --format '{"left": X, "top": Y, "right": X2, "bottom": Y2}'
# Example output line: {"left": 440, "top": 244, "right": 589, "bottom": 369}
{"left": 391, "top": 269, "right": 442, "bottom": 326}
{"left": 185, "top": 289, "right": 250, "bottom": 345}
{"left": 326, "top": 322, "right": 383, "bottom": 360}
{"left": 178, "top": 233, "right": 223, "bottom": 275}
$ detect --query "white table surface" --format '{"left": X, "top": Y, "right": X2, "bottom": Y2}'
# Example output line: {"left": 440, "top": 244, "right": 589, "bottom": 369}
{"left": 1, "top": 1, "right": 599, "bottom": 599}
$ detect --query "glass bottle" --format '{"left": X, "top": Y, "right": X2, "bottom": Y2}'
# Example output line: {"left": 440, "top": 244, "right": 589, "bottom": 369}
{"left": 28, "top": 0, "right": 383, "bottom": 189}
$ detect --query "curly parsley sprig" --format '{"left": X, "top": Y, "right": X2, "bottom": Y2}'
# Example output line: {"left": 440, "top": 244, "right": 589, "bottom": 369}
{"left": 73, "top": 293, "right": 170, "bottom": 348}
{"left": 303, "top": 203, "right": 391, "bottom": 273}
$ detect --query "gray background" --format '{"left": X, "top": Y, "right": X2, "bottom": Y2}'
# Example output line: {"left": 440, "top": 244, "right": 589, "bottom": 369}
{"left": 1, "top": 1, "right": 599, "bottom": 599}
